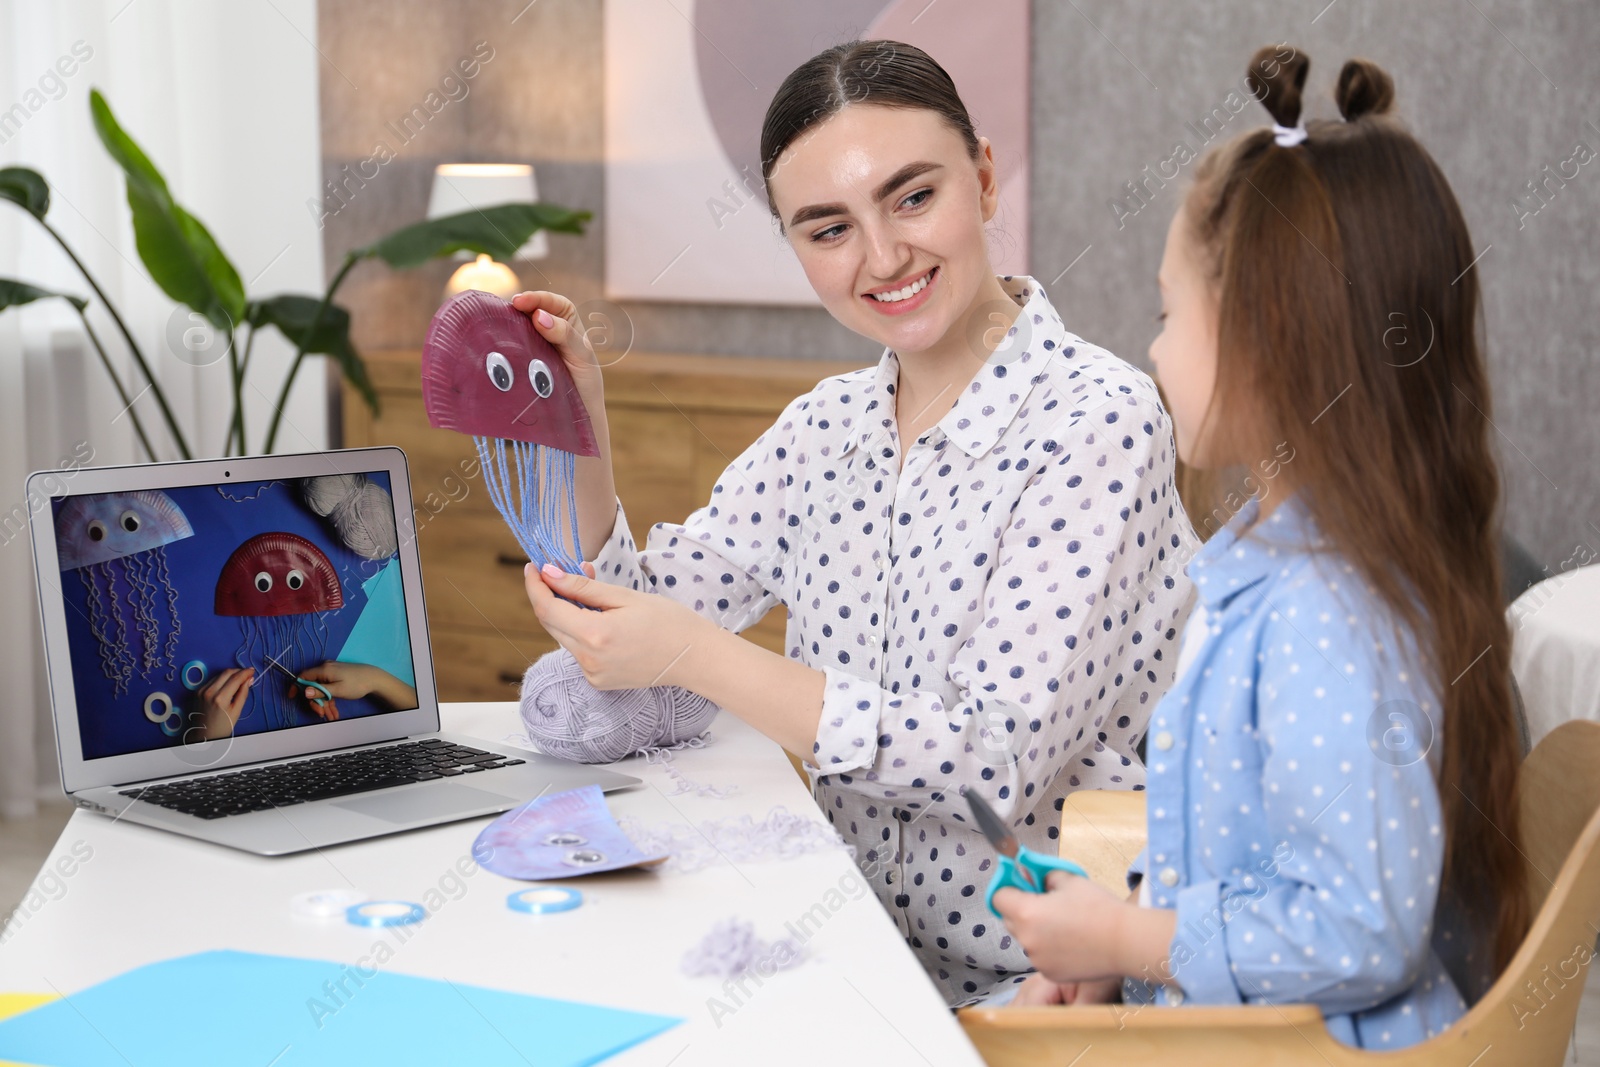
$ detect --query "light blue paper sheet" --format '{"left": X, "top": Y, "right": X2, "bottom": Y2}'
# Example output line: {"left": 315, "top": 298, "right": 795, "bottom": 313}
{"left": 0, "top": 949, "right": 680, "bottom": 1067}
{"left": 334, "top": 557, "right": 414, "bottom": 686}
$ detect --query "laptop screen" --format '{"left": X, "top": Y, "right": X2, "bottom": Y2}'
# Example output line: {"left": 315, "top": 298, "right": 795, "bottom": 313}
{"left": 49, "top": 471, "right": 420, "bottom": 762}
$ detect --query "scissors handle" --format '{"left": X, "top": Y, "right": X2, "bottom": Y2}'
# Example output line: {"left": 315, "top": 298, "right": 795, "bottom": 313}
{"left": 984, "top": 846, "right": 1088, "bottom": 917}
{"left": 294, "top": 677, "right": 333, "bottom": 704}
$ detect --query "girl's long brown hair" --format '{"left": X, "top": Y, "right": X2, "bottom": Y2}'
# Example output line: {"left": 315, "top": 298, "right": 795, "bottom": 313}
{"left": 1185, "top": 45, "right": 1529, "bottom": 974}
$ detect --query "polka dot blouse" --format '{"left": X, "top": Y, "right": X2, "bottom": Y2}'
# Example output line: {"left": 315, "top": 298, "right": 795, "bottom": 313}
{"left": 1124, "top": 495, "right": 1468, "bottom": 1049}
{"left": 591, "top": 276, "right": 1197, "bottom": 1005}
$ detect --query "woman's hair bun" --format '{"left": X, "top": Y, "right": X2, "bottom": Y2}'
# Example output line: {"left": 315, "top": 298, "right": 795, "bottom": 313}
{"left": 1246, "top": 44, "right": 1310, "bottom": 128}
{"left": 1335, "top": 58, "right": 1395, "bottom": 120}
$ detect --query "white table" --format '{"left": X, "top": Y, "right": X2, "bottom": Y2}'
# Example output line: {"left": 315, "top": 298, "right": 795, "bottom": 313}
{"left": 0, "top": 703, "right": 983, "bottom": 1065}
{"left": 1510, "top": 564, "right": 1600, "bottom": 746}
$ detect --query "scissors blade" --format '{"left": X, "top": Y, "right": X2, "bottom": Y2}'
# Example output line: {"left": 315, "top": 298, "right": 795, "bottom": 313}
{"left": 262, "top": 657, "right": 328, "bottom": 701}
{"left": 261, "top": 656, "right": 297, "bottom": 681}
{"left": 965, "top": 790, "right": 1038, "bottom": 890}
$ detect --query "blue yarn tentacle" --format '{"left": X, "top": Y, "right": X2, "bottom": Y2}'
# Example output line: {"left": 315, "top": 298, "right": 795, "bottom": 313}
{"left": 475, "top": 435, "right": 585, "bottom": 578}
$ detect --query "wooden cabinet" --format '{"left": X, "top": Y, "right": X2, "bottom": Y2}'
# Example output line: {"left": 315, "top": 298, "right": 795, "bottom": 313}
{"left": 343, "top": 348, "right": 869, "bottom": 702}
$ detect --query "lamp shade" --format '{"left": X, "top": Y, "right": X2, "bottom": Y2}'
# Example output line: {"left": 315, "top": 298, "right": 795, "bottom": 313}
{"left": 427, "top": 163, "right": 549, "bottom": 260}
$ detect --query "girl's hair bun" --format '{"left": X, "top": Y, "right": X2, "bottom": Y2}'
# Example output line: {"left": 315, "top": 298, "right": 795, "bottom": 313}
{"left": 1335, "top": 58, "right": 1396, "bottom": 120}
{"left": 1246, "top": 44, "right": 1310, "bottom": 129}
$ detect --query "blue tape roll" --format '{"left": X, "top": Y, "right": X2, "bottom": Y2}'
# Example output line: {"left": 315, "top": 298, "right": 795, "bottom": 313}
{"left": 346, "top": 900, "right": 426, "bottom": 928}
{"left": 181, "top": 660, "right": 208, "bottom": 691}
{"left": 506, "top": 887, "right": 582, "bottom": 915}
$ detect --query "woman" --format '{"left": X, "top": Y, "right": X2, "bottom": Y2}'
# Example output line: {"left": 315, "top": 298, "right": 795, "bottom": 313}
{"left": 518, "top": 40, "right": 1196, "bottom": 1004}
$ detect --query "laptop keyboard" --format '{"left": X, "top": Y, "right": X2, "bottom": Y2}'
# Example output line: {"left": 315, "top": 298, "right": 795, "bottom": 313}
{"left": 119, "top": 739, "right": 526, "bottom": 820}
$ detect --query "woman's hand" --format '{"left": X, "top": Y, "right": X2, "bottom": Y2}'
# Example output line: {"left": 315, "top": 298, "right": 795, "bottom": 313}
{"left": 193, "top": 667, "right": 254, "bottom": 740}
{"left": 525, "top": 562, "right": 713, "bottom": 691}
{"left": 993, "top": 872, "right": 1177, "bottom": 985}
{"left": 510, "top": 291, "right": 606, "bottom": 419}
{"left": 1010, "top": 973, "right": 1122, "bottom": 1006}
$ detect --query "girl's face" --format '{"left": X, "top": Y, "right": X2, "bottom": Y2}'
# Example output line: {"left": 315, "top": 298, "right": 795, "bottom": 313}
{"left": 767, "top": 105, "right": 1000, "bottom": 356}
{"left": 1149, "top": 206, "right": 1222, "bottom": 466}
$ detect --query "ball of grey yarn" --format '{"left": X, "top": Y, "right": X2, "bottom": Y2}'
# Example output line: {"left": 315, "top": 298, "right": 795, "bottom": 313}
{"left": 337, "top": 481, "right": 398, "bottom": 559}
{"left": 302, "top": 474, "right": 362, "bottom": 516}
{"left": 300, "top": 474, "right": 398, "bottom": 560}
{"left": 520, "top": 647, "right": 719, "bottom": 763}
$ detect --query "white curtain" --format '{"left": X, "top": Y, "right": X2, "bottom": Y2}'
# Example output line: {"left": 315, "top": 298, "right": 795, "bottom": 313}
{"left": 0, "top": 0, "right": 328, "bottom": 818}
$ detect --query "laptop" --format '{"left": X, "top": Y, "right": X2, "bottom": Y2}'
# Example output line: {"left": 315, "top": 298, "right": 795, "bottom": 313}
{"left": 27, "top": 446, "right": 638, "bottom": 856}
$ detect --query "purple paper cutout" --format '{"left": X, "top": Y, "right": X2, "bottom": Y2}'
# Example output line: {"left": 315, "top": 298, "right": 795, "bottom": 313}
{"left": 474, "top": 784, "right": 667, "bottom": 881}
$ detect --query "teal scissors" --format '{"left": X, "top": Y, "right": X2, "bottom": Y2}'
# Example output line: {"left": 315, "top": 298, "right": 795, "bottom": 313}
{"left": 967, "top": 789, "right": 1087, "bottom": 917}
{"left": 264, "top": 658, "right": 334, "bottom": 709}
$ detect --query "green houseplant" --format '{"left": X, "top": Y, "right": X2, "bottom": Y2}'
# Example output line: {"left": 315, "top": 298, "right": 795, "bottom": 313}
{"left": 0, "top": 88, "right": 589, "bottom": 459}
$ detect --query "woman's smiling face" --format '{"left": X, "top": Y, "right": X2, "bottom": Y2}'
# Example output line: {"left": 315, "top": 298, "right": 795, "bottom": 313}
{"left": 767, "top": 105, "right": 1000, "bottom": 356}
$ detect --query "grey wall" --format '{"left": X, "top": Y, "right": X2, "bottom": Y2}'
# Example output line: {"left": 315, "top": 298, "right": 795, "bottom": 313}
{"left": 318, "top": 0, "right": 1599, "bottom": 569}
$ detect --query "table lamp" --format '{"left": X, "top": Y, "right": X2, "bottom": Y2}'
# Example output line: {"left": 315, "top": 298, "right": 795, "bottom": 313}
{"left": 427, "top": 163, "right": 549, "bottom": 299}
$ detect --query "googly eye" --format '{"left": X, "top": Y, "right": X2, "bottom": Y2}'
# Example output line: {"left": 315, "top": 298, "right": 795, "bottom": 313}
{"left": 485, "top": 351, "right": 514, "bottom": 392}
{"left": 119, "top": 510, "right": 142, "bottom": 533}
{"left": 254, "top": 571, "right": 273, "bottom": 593}
{"left": 528, "top": 359, "right": 553, "bottom": 398}
{"left": 286, "top": 569, "right": 306, "bottom": 590}
{"left": 87, "top": 519, "right": 107, "bottom": 542}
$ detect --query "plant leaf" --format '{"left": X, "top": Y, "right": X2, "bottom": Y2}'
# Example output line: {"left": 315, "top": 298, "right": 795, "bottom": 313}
{"left": 357, "top": 202, "right": 590, "bottom": 270}
{"left": 0, "top": 278, "right": 87, "bottom": 313}
{"left": 0, "top": 167, "right": 50, "bottom": 219}
{"left": 246, "top": 294, "right": 378, "bottom": 415}
{"left": 89, "top": 89, "right": 246, "bottom": 330}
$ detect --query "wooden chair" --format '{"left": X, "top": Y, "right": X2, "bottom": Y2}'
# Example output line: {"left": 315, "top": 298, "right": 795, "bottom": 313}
{"left": 959, "top": 719, "right": 1600, "bottom": 1066}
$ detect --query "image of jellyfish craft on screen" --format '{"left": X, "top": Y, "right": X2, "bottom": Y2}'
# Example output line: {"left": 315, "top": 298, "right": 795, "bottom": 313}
{"left": 214, "top": 532, "right": 345, "bottom": 730}
{"left": 55, "top": 491, "right": 193, "bottom": 698}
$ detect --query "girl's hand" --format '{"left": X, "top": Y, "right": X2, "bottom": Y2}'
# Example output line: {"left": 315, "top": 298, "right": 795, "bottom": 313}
{"left": 1010, "top": 972, "right": 1122, "bottom": 1006}
{"left": 509, "top": 291, "right": 605, "bottom": 416}
{"left": 994, "top": 871, "right": 1169, "bottom": 984}
{"left": 525, "top": 562, "right": 711, "bottom": 691}
{"left": 193, "top": 667, "right": 254, "bottom": 740}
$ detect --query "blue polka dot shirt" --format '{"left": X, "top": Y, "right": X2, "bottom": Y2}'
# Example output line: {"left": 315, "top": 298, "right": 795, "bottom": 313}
{"left": 592, "top": 277, "right": 1196, "bottom": 1004}
{"left": 1125, "top": 494, "right": 1468, "bottom": 1049}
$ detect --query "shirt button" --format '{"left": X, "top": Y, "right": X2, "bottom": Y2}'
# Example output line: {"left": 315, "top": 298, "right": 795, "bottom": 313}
{"left": 1167, "top": 987, "right": 1185, "bottom": 1006}
{"left": 1159, "top": 868, "right": 1179, "bottom": 887}
{"left": 875, "top": 556, "right": 885, "bottom": 571}
{"left": 1154, "top": 731, "right": 1174, "bottom": 751}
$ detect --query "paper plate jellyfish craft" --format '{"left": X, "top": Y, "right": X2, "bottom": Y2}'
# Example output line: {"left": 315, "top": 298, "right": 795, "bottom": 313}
{"left": 422, "top": 290, "right": 599, "bottom": 574}
{"left": 425, "top": 291, "right": 724, "bottom": 759}
{"left": 56, "top": 491, "right": 194, "bottom": 699}
{"left": 215, "top": 532, "right": 345, "bottom": 729}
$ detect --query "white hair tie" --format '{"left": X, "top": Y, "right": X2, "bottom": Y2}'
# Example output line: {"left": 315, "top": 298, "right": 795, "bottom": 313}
{"left": 1272, "top": 121, "right": 1308, "bottom": 147}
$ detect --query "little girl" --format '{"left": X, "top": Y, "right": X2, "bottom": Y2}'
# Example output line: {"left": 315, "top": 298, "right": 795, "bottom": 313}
{"left": 994, "top": 46, "right": 1528, "bottom": 1050}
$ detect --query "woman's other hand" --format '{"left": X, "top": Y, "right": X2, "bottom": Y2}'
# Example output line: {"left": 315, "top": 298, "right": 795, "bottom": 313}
{"left": 524, "top": 561, "right": 711, "bottom": 691}
{"left": 510, "top": 291, "right": 605, "bottom": 416}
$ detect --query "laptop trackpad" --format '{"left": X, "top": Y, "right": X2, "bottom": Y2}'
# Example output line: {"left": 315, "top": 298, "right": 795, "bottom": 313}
{"left": 334, "top": 784, "right": 516, "bottom": 824}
